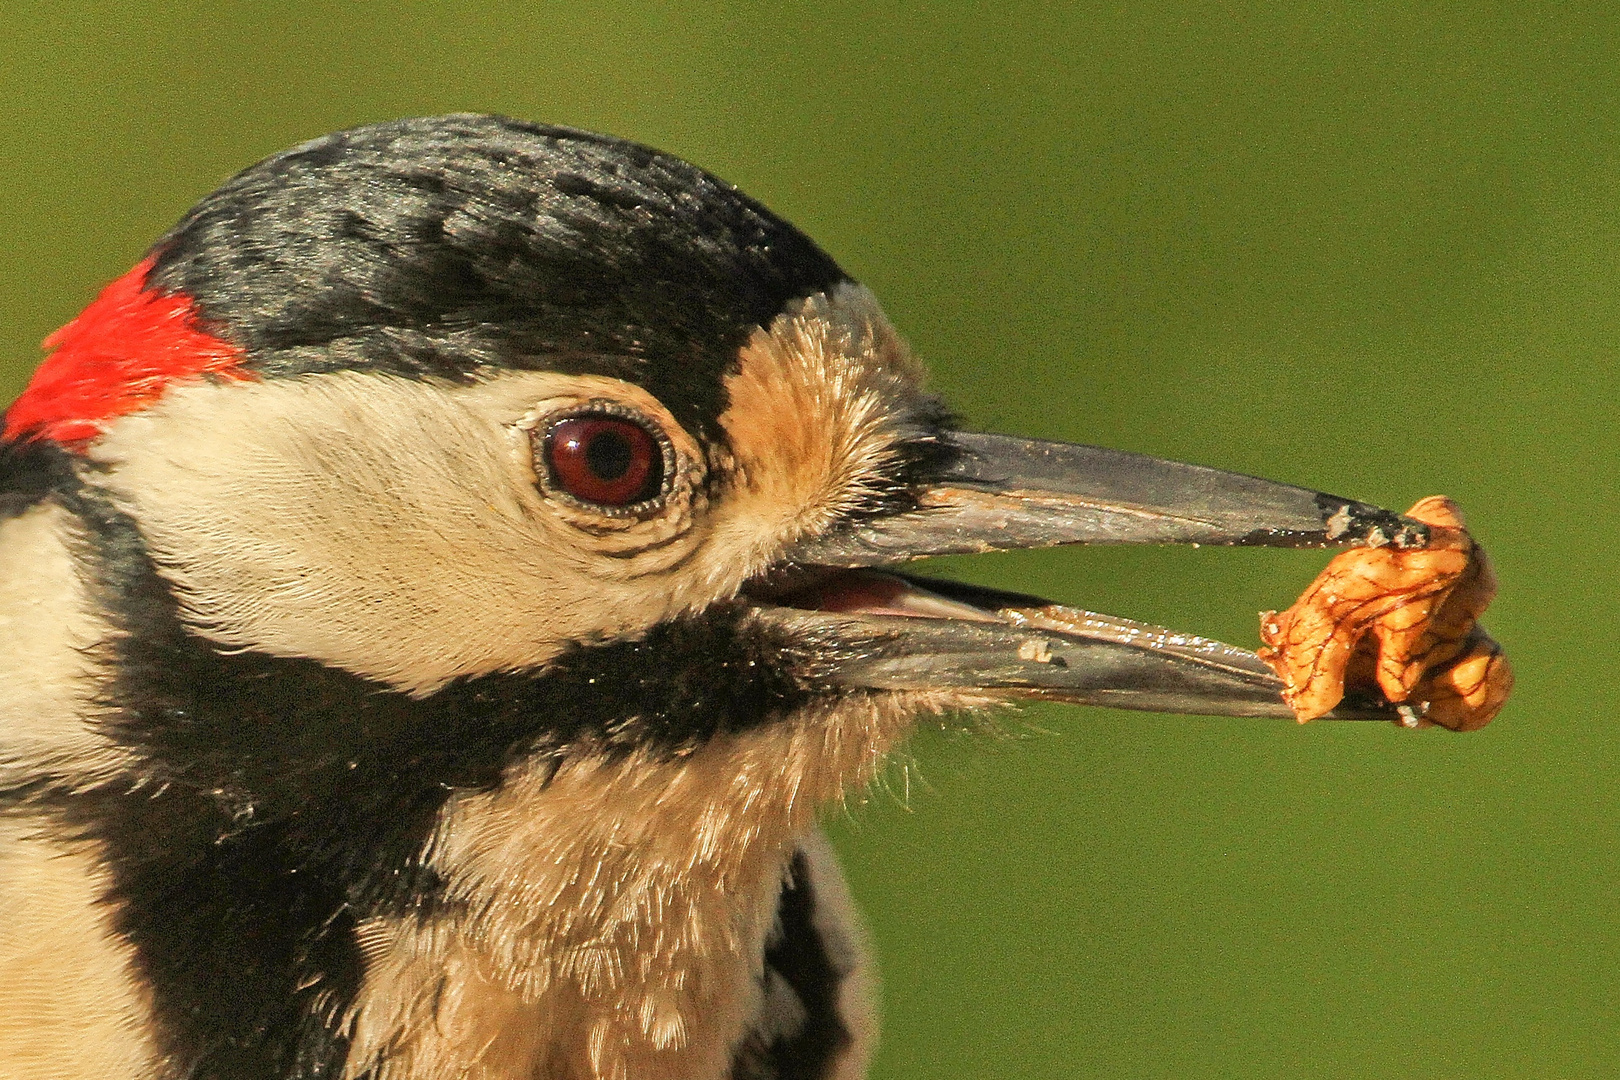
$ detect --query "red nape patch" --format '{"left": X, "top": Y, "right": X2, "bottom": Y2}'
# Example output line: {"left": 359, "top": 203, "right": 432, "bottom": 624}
{"left": 2, "top": 256, "right": 252, "bottom": 446}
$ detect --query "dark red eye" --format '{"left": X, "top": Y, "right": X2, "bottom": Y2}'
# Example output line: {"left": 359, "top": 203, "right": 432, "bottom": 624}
{"left": 543, "top": 415, "right": 665, "bottom": 508}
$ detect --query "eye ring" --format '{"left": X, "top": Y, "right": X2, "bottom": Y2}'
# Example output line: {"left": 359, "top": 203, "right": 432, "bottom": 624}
{"left": 534, "top": 403, "right": 676, "bottom": 517}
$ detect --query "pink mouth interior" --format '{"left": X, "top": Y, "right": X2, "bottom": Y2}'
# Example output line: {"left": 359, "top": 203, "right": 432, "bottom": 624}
{"left": 762, "top": 569, "right": 1004, "bottom": 623}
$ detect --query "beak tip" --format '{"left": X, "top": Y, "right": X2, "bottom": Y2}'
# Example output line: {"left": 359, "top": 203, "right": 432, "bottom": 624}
{"left": 1318, "top": 496, "right": 1432, "bottom": 550}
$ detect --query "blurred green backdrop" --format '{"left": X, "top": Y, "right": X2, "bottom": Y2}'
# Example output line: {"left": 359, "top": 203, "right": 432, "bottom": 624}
{"left": 2, "top": 3, "right": 1612, "bottom": 1077}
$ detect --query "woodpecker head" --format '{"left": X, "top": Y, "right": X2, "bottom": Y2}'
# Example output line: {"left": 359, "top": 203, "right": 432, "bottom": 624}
{"left": 0, "top": 115, "right": 1427, "bottom": 1080}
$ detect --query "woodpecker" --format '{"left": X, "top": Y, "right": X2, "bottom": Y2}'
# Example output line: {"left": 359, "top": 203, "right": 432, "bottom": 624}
{"left": 0, "top": 115, "right": 1430, "bottom": 1080}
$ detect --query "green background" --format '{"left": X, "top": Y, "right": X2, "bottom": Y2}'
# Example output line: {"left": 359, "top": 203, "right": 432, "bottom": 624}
{"left": 2, "top": 4, "right": 1611, "bottom": 1076}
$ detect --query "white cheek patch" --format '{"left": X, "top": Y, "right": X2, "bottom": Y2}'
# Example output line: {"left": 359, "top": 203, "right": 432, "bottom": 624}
{"left": 88, "top": 370, "right": 690, "bottom": 696}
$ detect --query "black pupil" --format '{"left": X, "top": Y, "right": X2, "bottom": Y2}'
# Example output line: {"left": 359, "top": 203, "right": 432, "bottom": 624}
{"left": 585, "top": 430, "right": 634, "bottom": 480}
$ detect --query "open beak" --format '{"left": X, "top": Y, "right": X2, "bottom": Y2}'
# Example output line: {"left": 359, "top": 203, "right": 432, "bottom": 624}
{"left": 751, "top": 432, "right": 1433, "bottom": 721}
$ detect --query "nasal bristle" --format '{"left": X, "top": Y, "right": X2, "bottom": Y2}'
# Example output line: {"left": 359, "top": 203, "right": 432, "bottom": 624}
{"left": 3, "top": 256, "right": 251, "bottom": 446}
